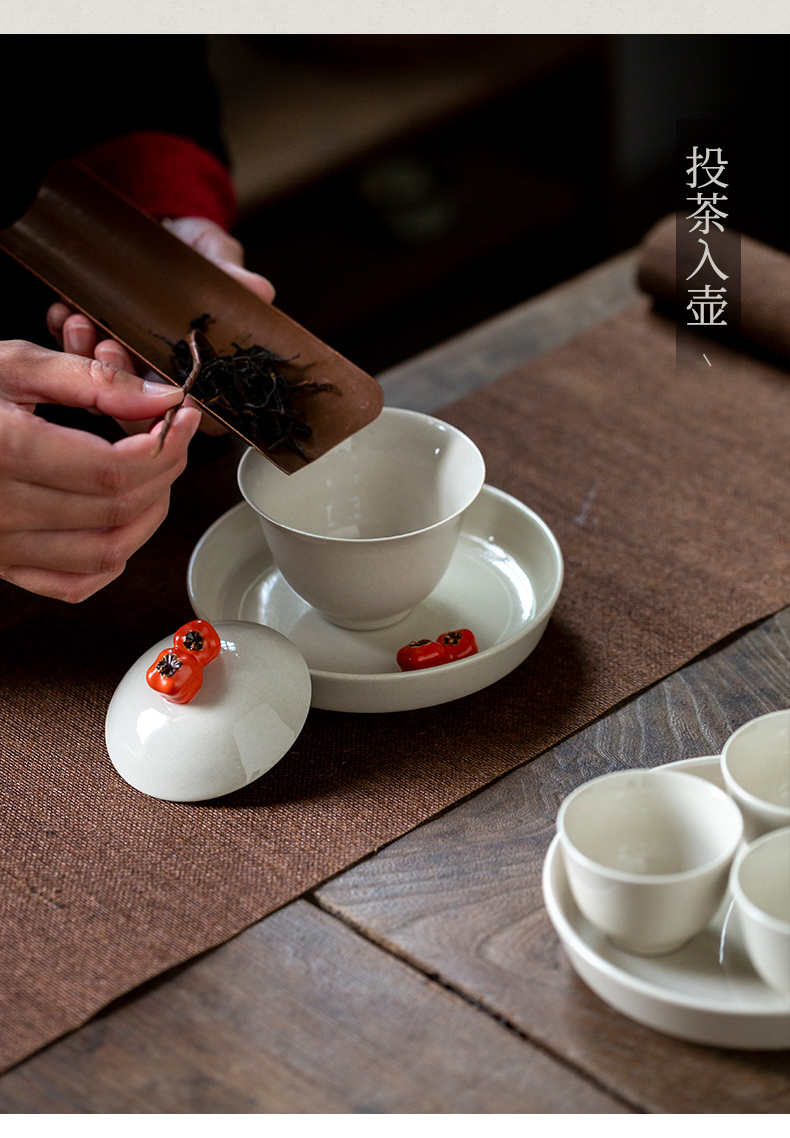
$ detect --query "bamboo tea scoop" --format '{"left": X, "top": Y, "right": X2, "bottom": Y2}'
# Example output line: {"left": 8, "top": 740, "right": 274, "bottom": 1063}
{"left": 0, "top": 160, "right": 384, "bottom": 473}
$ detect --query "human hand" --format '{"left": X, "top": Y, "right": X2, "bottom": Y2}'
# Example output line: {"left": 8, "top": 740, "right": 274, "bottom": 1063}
{"left": 0, "top": 339, "right": 201, "bottom": 602}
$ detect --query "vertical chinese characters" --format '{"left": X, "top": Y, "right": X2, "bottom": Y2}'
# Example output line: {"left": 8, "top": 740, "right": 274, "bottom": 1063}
{"left": 685, "top": 146, "right": 729, "bottom": 327}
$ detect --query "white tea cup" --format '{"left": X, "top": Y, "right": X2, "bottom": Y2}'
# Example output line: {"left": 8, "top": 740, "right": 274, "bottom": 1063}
{"left": 557, "top": 768, "right": 743, "bottom": 956}
{"left": 238, "top": 407, "right": 485, "bottom": 630}
{"left": 721, "top": 709, "right": 790, "bottom": 842}
{"left": 730, "top": 827, "right": 790, "bottom": 997}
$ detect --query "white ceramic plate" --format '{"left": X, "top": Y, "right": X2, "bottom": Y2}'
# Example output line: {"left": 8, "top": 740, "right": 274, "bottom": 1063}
{"left": 187, "top": 484, "right": 563, "bottom": 713}
{"left": 542, "top": 756, "right": 790, "bottom": 1049}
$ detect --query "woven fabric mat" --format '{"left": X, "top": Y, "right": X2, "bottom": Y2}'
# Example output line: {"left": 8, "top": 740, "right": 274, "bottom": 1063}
{"left": 2, "top": 287, "right": 789, "bottom": 1071}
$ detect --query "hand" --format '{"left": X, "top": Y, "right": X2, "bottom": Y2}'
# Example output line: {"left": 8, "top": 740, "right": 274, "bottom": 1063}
{"left": 46, "top": 216, "right": 276, "bottom": 435}
{"left": 0, "top": 339, "right": 201, "bottom": 602}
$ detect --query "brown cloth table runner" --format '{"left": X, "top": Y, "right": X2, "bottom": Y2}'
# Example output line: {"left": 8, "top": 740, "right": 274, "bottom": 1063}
{"left": 2, "top": 237, "right": 789, "bottom": 1072}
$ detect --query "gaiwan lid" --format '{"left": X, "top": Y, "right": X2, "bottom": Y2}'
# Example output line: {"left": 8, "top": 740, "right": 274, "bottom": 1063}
{"left": 105, "top": 619, "right": 311, "bottom": 802}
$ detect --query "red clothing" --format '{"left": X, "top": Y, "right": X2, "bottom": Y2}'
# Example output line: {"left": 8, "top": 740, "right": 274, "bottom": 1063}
{"left": 0, "top": 36, "right": 235, "bottom": 346}
{"left": 77, "top": 129, "right": 237, "bottom": 231}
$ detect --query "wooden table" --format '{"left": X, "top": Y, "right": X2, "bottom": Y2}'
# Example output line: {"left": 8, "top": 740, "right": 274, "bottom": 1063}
{"left": 2, "top": 255, "right": 788, "bottom": 1114}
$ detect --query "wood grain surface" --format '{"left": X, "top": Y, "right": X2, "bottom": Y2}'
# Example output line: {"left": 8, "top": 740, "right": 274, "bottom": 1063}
{"left": 2, "top": 612, "right": 786, "bottom": 1114}
{"left": 0, "top": 901, "right": 627, "bottom": 1114}
{"left": 316, "top": 609, "right": 790, "bottom": 1114}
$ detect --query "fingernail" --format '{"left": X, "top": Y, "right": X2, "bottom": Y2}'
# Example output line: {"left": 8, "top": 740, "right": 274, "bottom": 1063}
{"left": 143, "top": 380, "right": 181, "bottom": 398}
{"left": 97, "top": 343, "right": 130, "bottom": 369}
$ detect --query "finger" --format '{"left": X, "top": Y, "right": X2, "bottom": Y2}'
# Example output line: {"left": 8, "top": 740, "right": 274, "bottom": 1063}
{"left": 0, "top": 490, "right": 171, "bottom": 577}
{"left": 96, "top": 333, "right": 152, "bottom": 433}
{"left": 0, "top": 562, "right": 126, "bottom": 604}
{"left": 95, "top": 338, "right": 139, "bottom": 374}
{"left": 0, "top": 340, "right": 184, "bottom": 422}
{"left": 47, "top": 302, "right": 74, "bottom": 346}
{"left": 1, "top": 454, "right": 182, "bottom": 532}
{"left": 2, "top": 404, "right": 200, "bottom": 496}
{"left": 62, "top": 314, "right": 99, "bottom": 358}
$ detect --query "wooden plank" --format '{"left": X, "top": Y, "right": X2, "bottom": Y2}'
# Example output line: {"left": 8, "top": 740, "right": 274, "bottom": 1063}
{"left": 0, "top": 900, "right": 629, "bottom": 1114}
{"left": 315, "top": 609, "right": 790, "bottom": 1114}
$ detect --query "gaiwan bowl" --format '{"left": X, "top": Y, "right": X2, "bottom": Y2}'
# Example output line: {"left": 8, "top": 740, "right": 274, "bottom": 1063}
{"left": 237, "top": 407, "right": 485, "bottom": 630}
{"left": 105, "top": 620, "right": 311, "bottom": 802}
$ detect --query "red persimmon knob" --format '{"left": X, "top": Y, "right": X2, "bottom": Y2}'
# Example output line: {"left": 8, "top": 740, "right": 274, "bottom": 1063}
{"left": 146, "top": 647, "right": 203, "bottom": 704}
{"left": 173, "top": 619, "right": 221, "bottom": 667}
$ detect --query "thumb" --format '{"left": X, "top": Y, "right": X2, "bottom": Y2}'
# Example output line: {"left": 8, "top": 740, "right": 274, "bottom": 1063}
{"left": 0, "top": 340, "right": 184, "bottom": 421}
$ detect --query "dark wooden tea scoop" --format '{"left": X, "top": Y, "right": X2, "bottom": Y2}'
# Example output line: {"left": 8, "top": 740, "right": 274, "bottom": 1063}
{"left": 0, "top": 160, "right": 384, "bottom": 473}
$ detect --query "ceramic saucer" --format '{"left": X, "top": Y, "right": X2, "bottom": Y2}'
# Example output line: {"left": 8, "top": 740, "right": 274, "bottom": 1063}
{"left": 187, "top": 484, "right": 563, "bottom": 713}
{"left": 542, "top": 756, "right": 790, "bottom": 1049}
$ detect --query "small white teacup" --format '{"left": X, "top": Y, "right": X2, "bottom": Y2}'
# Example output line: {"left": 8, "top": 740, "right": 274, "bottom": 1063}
{"left": 557, "top": 769, "right": 743, "bottom": 956}
{"left": 721, "top": 709, "right": 790, "bottom": 842}
{"left": 237, "top": 407, "right": 485, "bottom": 630}
{"left": 730, "top": 827, "right": 790, "bottom": 997}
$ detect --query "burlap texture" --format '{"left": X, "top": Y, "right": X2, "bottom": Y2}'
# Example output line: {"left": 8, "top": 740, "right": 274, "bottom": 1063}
{"left": 1, "top": 240, "right": 789, "bottom": 1072}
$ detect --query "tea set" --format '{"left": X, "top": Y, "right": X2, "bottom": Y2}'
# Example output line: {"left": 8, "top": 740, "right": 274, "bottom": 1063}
{"left": 103, "top": 402, "right": 789, "bottom": 1049}
{"left": 106, "top": 406, "right": 562, "bottom": 779}
{"left": 545, "top": 708, "right": 790, "bottom": 1048}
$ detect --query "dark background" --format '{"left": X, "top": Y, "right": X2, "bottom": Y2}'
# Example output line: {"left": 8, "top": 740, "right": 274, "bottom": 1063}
{"left": 207, "top": 34, "right": 789, "bottom": 376}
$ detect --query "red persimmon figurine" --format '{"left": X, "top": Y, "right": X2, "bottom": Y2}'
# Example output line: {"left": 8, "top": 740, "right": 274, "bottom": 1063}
{"left": 396, "top": 628, "right": 478, "bottom": 671}
{"left": 437, "top": 628, "right": 478, "bottom": 661}
{"left": 396, "top": 639, "right": 451, "bottom": 671}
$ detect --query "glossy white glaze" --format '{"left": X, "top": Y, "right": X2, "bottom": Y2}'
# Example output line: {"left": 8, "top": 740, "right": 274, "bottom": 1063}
{"left": 543, "top": 758, "right": 790, "bottom": 1049}
{"left": 187, "top": 484, "right": 563, "bottom": 713}
{"left": 722, "top": 709, "right": 790, "bottom": 841}
{"left": 237, "top": 408, "right": 485, "bottom": 629}
{"left": 105, "top": 621, "right": 311, "bottom": 801}
{"left": 557, "top": 768, "right": 743, "bottom": 955}
{"left": 731, "top": 827, "right": 790, "bottom": 996}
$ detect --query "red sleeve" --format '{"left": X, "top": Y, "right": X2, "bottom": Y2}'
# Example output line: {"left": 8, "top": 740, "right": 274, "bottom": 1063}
{"left": 76, "top": 130, "right": 237, "bottom": 231}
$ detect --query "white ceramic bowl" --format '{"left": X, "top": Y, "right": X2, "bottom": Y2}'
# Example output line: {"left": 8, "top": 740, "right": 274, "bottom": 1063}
{"left": 187, "top": 485, "right": 564, "bottom": 713}
{"left": 557, "top": 769, "right": 744, "bottom": 956}
{"left": 237, "top": 407, "right": 485, "bottom": 630}
{"left": 730, "top": 827, "right": 790, "bottom": 996}
{"left": 721, "top": 709, "right": 790, "bottom": 841}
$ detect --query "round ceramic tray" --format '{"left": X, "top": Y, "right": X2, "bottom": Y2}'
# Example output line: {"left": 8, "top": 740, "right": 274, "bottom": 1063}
{"left": 187, "top": 484, "right": 563, "bottom": 713}
{"left": 542, "top": 756, "right": 790, "bottom": 1049}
